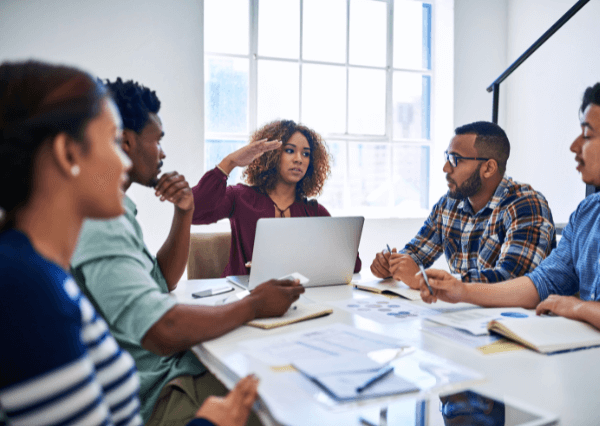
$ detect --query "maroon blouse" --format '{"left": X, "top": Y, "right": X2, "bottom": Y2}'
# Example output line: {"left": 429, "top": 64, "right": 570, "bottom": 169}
{"left": 192, "top": 167, "right": 362, "bottom": 277}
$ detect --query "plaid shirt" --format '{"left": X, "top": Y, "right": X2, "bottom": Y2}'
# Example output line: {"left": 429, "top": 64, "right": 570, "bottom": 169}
{"left": 401, "top": 176, "right": 556, "bottom": 283}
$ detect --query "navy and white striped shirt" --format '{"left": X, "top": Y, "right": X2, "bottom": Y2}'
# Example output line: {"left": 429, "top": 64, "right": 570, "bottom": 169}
{"left": 0, "top": 229, "right": 142, "bottom": 426}
{"left": 528, "top": 192, "right": 600, "bottom": 301}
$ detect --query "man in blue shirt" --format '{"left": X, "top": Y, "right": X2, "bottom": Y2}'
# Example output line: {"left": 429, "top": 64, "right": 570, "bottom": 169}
{"left": 419, "top": 83, "right": 600, "bottom": 331}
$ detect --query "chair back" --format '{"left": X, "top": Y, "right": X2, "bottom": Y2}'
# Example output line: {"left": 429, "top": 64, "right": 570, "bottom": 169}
{"left": 187, "top": 232, "right": 231, "bottom": 279}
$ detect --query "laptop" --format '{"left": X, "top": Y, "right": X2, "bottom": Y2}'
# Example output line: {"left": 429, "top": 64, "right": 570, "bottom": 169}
{"left": 227, "top": 216, "right": 364, "bottom": 290}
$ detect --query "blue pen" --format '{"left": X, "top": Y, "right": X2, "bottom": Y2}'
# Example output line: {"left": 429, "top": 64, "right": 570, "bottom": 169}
{"left": 418, "top": 263, "right": 434, "bottom": 295}
{"left": 356, "top": 364, "right": 395, "bottom": 393}
{"left": 386, "top": 244, "right": 392, "bottom": 254}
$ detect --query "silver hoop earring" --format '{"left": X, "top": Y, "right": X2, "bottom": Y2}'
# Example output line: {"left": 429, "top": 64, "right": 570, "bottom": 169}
{"left": 71, "top": 165, "right": 81, "bottom": 177}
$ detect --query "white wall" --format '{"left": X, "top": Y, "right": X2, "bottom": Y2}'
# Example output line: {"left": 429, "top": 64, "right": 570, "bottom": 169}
{"left": 504, "top": 0, "right": 600, "bottom": 224}
{"left": 0, "top": 0, "right": 205, "bottom": 253}
{"left": 454, "top": 0, "right": 508, "bottom": 130}
{"left": 454, "top": 0, "right": 600, "bottom": 225}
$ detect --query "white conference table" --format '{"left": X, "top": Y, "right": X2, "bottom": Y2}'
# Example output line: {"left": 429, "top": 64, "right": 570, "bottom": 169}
{"left": 172, "top": 275, "right": 599, "bottom": 425}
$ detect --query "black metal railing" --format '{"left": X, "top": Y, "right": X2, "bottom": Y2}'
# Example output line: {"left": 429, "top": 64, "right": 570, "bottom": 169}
{"left": 485, "top": 0, "right": 596, "bottom": 195}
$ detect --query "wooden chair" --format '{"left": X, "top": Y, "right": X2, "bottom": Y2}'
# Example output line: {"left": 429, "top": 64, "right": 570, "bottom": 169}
{"left": 187, "top": 232, "right": 231, "bottom": 279}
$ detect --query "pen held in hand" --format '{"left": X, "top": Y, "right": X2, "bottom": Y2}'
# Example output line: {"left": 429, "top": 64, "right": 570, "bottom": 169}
{"left": 386, "top": 244, "right": 392, "bottom": 254}
{"left": 418, "top": 264, "right": 434, "bottom": 296}
{"left": 355, "top": 364, "right": 395, "bottom": 393}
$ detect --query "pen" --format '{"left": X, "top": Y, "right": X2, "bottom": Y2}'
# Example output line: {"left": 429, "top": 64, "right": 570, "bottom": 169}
{"left": 418, "top": 263, "right": 434, "bottom": 295}
{"left": 356, "top": 364, "right": 395, "bottom": 393}
{"left": 385, "top": 244, "right": 392, "bottom": 254}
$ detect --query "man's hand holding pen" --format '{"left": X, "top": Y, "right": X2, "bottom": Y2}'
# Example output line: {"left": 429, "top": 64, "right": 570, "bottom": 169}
{"left": 389, "top": 254, "right": 421, "bottom": 289}
{"left": 370, "top": 246, "right": 396, "bottom": 279}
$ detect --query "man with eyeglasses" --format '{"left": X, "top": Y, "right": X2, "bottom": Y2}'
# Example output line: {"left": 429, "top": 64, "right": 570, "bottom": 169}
{"left": 418, "top": 84, "right": 600, "bottom": 330}
{"left": 370, "top": 121, "right": 556, "bottom": 288}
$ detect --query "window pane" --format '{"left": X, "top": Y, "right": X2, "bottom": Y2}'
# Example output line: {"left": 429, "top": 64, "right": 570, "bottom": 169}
{"left": 303, "top": 0, "right": 346, "bottom": 63}
{"left": 257, "top": 60, "right": 299, "bottom": 126}
{"left": 393, "top": 144, "right": 429, "bottom": 210}
{"left": 348, "top": 67, "right": 386, "bottom": 135}
{"left": 394, "top": 1, "right": 432, "bottom": 70}
{"left": 349, "top": 0, "right": 387, "bottom": 67}
{"left": 205, "top": 139, "right": 246, "bottom": 183}
{"left": 348, "top": 143, "right": 391, "bottom": 207}
{"left": 319, "top": 141, "right": 346, "bottom": 210}
{"left": 258, "top": 0, "right": 300, "bottom": 59}
{"left": 205, "top": 0, "right": 248, "bottom": 54}
{"left": 302, "top": 64, "right": 346, "bottom": 134}
{"left": 205, "top": 57, "right": 248, "bottom": 133}
{"left": 393, "top": 72, "right": 430, "bottom": 140}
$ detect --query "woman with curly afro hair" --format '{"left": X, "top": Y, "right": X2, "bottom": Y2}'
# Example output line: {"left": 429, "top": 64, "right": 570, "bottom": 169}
{"left": 192, "top": 119, "right": 361, "bottom": 277}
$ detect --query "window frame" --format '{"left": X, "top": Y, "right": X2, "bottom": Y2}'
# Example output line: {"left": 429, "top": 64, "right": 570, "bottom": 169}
{"left": 203, "top": 0, "right": 452, "bottom": 218}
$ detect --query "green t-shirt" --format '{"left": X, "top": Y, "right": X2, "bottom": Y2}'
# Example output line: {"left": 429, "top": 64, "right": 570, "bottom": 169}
{"left": 71, "top": 196, "right": 205, "bottom": 422}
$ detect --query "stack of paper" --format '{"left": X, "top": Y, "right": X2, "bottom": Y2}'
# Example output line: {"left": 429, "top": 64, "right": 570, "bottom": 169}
{"left": 292, "top": 354, "right": 419, "bottom": 402}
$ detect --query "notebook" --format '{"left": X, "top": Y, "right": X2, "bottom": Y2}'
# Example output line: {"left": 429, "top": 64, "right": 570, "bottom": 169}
{"left": 353, "top": 278, "right": 421, "bottom": 301}
{"left": 487, "top": 314, "right": 600, "bottom": 354}
{"left": 227, "top": 216, "right": 364, "bottom": 290}
{"left": 246, "top": 303, "right": 333, "bottom": 329}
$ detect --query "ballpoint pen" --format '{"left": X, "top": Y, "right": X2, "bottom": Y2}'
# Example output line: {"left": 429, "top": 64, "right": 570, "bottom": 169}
{"left": 418, "top": 263, "right": 434, "bottom": 295}
{"left": 355, "top": 364, "right": 395, "bottom": 393}
{"left": 386, "top": 244, "right": 392, "bottom": 254}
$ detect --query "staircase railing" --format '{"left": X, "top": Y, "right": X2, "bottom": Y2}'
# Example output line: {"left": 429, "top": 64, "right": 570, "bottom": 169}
{"left": 485, "top": 0, "right": 595, "bottom": 195}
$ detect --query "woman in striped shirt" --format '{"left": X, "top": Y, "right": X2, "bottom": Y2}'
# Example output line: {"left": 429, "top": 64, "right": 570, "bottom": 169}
{"left": 0, "top": 60, "right": 257, "bottom": 426}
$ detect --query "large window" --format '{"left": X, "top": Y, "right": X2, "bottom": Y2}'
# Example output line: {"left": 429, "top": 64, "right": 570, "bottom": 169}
{"left": 204, "top": 0, "right": 436, "bottom": 216}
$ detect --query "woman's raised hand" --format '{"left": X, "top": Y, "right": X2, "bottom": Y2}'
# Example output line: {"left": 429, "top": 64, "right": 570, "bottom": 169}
{"left": 219, "top": 138, "right": 282, "bottom": 175}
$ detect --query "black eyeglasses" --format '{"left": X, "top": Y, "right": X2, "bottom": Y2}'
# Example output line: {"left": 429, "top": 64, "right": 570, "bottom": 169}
{"left": 444, "top": 150, "right": 490, "bottom": 168}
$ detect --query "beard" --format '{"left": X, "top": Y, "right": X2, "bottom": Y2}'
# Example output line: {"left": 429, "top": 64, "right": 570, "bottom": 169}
{"left": 148, "top": 160, "right": 164, "bottom": 188}
{"left": 448, "top": 163, "right": 482, "bottom": 200}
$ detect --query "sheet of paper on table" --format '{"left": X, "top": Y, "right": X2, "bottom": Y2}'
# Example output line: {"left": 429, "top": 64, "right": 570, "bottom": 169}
{"left": 425, "top": 307, "right": 535, "bottom": 335}
{"left": 236, "top": 323, "right": 484, "bottom": 407}
{"left": 328, "top": 295, "right": 440, "bottom": 324}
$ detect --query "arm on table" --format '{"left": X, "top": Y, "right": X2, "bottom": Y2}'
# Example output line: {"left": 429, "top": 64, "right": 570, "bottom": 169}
{"left": 536, "top": 296, "right": 600, "bottom": 330}
{"left": 418, "top": 269, "right": 541, "bottom": 308}
{"left": 372, "top": 201, "right": 444, "bottom": 282}
{"left": 142, "top": 279, "right": 305, "bottom": 356}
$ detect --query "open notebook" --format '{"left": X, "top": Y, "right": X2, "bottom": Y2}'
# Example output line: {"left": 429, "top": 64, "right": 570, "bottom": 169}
{"left": 353, "top": 278, "right": 421, "bottom": 301}
{"left": 488, "top": 314, "right": 600, "bottom": 354}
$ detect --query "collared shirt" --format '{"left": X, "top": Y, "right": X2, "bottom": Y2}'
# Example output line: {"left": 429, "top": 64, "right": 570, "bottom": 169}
{"left": 71, "top": 196, "right": 205, "bottom": 423}
{"left": 528, "top": 193, "right": 600, "bottom": 301}
{"left": 401, "top": 176, "right": 556, "bottom": 282}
